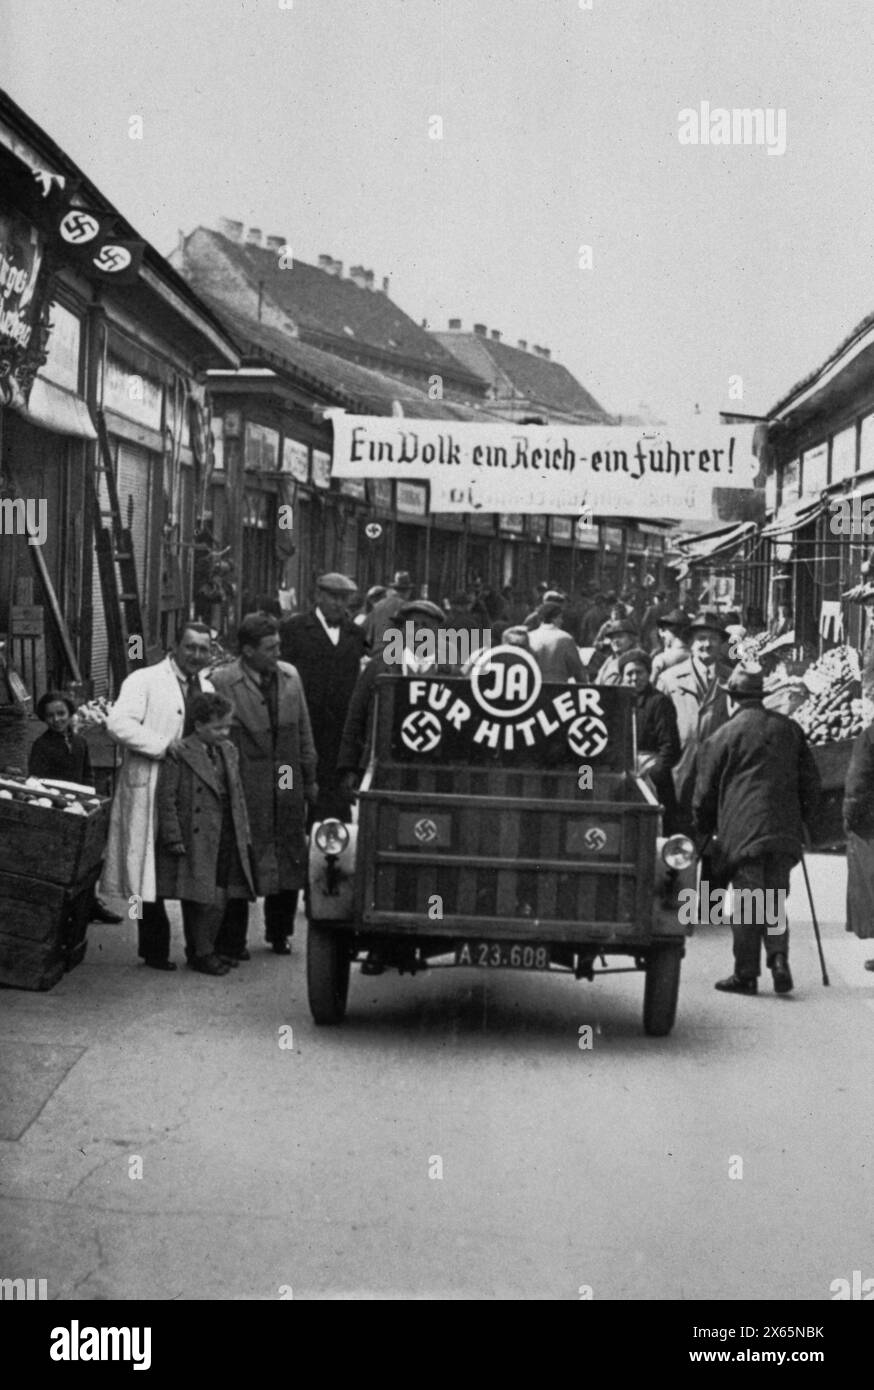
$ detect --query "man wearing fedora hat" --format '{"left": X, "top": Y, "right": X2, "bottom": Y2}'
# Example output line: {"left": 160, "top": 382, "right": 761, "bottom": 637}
{"left": 595, "top": 618, "right": 639, "bottom": 685}
{"left": 279, "top": 573, "right": 366, "bottom": 825}
{"left": 364, "top": 570, "right": 414, "bottom": 651}
{"left": 650, "top": 609, "right": 691, "bottom": 684}
{"left": 657, "top": 610, "right": 732, "bottom": 828}
{"left": 693, "top": 667, "right": 820, "bottom": 995}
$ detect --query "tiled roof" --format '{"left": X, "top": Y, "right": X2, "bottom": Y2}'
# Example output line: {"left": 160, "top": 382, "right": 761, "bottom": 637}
{"left": 200, "top": 295, "right": 480, "bottom": 419}
{"left": 184, "top": 229, "right": 481, "bottom": 386}
{"left": 433, "top": 331, "right": 611, "bottom": 421}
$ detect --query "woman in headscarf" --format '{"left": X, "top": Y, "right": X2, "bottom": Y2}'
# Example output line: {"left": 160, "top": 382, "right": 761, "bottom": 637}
{"left": 618, "top": 648, "right": 682, "bottom": 832}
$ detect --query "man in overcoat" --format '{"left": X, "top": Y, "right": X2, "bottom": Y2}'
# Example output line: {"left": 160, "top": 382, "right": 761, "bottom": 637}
{"left": 212, "top": 613, "right": 318, "bottom": 957}
{"left": 100, "top": 621, "right": 214, "bottom": 970}
{"left": 693, "top": 668, "right": 820, "bottom": 995}
{"left": 279, "top": 572, "right": 365, "bottom": 825}
{"left": 657, "top": 610, "right": 732, "bottom": 830}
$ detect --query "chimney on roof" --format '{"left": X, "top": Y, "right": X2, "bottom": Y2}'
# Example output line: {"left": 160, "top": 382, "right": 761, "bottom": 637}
{"left": 349, "top": 265, "right": 368, "bottom": 289}
{"left": 318, "top": 254, "right": 333, "bottom": 270}
{"left": 541, "top": 347, "right": 551, "bottom": 361}
{"left": 382, "top": 276, "right": 390, "bottom": 294}
{"left": 517, "top": 340, "right": 527, "bottom": 351}
{"left": 491, "top": 330, "right": 501, "bottom": 342}
{"left": 266, "top": 235, "right": 286, "bottom": 252}
{"left": 473, "top": 323, "right": 487, "bottom": 337}
{"left": 246, "top": 227, "right": 263, "bottom": 247}
{"left": 331, "top": 258, "right": 343, "bottom": 277}
{"left": 219, "top": 218, "right": 244, "bottom": 242}
{"left": 448, "top": 318, "right": 462, "bottom": 331}
{"left": 363, "top": 269, "right": 375, "bottom": 290}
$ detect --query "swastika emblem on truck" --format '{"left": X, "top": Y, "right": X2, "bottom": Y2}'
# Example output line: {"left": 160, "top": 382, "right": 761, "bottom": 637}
{"left": 566, "top": 714, "right": 609, "bottom": 759}
{"left": 400, "top": 710, "right": 442, "bottom": 753}
{"left": 584, "top": 826, "right": 607, "bottom": 851}
{"left": 414, "top": 818, "right": 438, "bottom": 843}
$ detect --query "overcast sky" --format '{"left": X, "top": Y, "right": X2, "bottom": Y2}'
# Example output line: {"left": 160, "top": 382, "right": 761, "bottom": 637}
{"left": 3, "top": 0, "right": 873, "bottom": 422}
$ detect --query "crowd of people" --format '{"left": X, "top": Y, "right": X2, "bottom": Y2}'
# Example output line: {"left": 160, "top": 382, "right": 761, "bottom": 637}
{"left": 29, "top": 569, "right": 874, "bottom": 995}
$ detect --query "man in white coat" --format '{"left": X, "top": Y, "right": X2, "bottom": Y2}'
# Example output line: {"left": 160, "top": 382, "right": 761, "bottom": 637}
{"left": 100, "top": 622, "right": 214, "bottom": 969}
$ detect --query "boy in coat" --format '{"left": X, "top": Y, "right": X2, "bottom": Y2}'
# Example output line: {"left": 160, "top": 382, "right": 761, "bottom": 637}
{"left": 156, "top": 692, "right": 256, "bottom": 976}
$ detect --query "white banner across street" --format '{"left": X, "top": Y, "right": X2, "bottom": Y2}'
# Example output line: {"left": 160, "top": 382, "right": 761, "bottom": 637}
{"left": 329, "top": 414, "right": 762, "bottom": 518}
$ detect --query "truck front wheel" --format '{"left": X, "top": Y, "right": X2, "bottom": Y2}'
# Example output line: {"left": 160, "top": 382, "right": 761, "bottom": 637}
{"left": 643, "top": 944, "right": 683, "bottom": 1037}
{"left": 307, "top": 923, "right": 351, "bottom": 1024}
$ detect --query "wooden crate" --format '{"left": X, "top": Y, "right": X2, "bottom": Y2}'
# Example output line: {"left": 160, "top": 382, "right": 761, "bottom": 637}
{"left": 0, "top": 798, "right": 110, "bottom": 885}
{"left": 0, "top": 864, "right": 99, "bottom": 991}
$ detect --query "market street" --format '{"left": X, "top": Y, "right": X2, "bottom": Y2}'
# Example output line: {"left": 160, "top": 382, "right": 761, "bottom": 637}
{"left": 2, "top": 853, "right": 872, "bottom": 1302}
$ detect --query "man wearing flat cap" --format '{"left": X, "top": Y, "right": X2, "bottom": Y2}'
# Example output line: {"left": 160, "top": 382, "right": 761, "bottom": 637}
{"left": 279, "top": 573, "right": 365, "bottom": 825}
{"left": 338, "top": 599, "right": 459, "bottom": 790}
{"left": 693, "top": 667, "right": 820, "bottom": 996}
{"left": 656, "top": 610, "right": 732, "bottom": 827}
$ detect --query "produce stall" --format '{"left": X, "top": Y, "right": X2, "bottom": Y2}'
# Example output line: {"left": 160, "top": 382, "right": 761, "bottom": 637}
{"left": 772, "top": 646, "right": 865, "bottom": 852}
{"left": 0, "top": 774, "right": 111, "bottom": 991}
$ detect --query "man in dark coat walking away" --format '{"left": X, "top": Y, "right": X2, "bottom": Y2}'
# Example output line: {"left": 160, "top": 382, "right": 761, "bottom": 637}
{"left": 280, "top": 573, "right": 366, "bottom": 826}
{"left": 212, "top": 613, "right": 318, "bottom": 958}
{"left": 693, "top": 668, "right": 821, "bottom": 996}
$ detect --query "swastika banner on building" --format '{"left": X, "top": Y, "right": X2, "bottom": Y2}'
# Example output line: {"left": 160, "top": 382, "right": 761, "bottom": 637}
{"left": 329, "top": 414, "right": 761, "bottom": 518}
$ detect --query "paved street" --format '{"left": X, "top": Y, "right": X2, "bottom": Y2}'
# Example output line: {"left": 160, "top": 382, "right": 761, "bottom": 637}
{"left": 2, "top": 853, "right": 873, "bottom": 1302}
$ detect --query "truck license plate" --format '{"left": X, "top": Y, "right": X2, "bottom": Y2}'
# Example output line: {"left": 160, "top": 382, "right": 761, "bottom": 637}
{"left": 455, "top": 941, "right": 550, "bottom": 970}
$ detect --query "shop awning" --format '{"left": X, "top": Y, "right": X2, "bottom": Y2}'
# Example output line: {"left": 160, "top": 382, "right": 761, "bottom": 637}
{"left": 678, "top": 520, "right": 757, "bottom": 562}
{"left": 760, "top": 496, "right": 823, "bottom": 538}
{"left": 17, "top": 376, "right": 97, "bottom": 439}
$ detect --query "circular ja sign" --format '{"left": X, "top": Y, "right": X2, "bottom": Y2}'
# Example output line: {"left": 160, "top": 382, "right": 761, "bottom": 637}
{"left": 566, "top": 714, "right": 609, "bottom": 759}
{"left": 364, "top": 522, "right": 382, "bottom": 540}
{"left": 469, "top": 644, "right": 542, "bottom": 719}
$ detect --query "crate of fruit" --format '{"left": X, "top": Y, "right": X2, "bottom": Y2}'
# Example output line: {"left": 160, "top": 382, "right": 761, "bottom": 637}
{"left": 0, "top": 775, "right": 110, "bottom": 885}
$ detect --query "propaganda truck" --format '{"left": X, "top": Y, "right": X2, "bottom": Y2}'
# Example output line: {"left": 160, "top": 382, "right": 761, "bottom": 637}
{"left": 305, "top": 644, "right": 697, "bottom": 1036}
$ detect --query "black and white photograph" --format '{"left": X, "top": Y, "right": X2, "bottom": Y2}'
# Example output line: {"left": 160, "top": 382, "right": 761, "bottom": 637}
{"left": 0, "top": 0, "right": 872, "bottom": 1339}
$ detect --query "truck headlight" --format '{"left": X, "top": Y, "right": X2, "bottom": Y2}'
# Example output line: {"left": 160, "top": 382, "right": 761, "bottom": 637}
{"left": 314, "top": 820, "right": 350, "bottom": 857}
{"left": 661, "top": 834, "right": 695, "bottom": 870}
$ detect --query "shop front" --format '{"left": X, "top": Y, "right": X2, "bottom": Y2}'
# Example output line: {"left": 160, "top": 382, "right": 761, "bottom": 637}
{"left": 394, "top": 481, "right": 430, "bottom": 591}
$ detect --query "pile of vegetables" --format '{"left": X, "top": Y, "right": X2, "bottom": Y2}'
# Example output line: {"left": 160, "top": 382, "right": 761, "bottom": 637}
{"left": 792, "top": 646, "right": 864, "bottom": 744}
{"left": 74, "top": 696, "right": 112, "bottom": 730}
{"left": 0, "top": 773, "right": 104, "bottom": 815}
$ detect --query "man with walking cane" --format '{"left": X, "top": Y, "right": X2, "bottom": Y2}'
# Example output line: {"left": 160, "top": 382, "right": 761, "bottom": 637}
{"left": 692, "top": 668, "right": 821, "bottom": 995}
